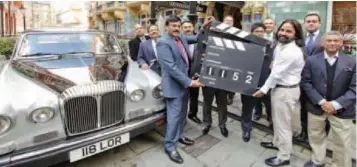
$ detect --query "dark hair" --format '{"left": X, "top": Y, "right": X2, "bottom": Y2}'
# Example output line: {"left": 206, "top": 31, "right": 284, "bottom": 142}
{"left": 165, "top": 15, "right": 181, "bottom": 26}
{"left": 250, "top": 23, "right": 266, "bottom": 33}
{"left": 304, "top": 13, "right": 321, "bottom": 22}
{"left": 147, "top": 24, "right": 158, "bottom": 31}
{"left": 275, "top": 19, "right": 305, "bottom": 47}
{"left": 181, "top": 21, "right": 193, "bottom": 26}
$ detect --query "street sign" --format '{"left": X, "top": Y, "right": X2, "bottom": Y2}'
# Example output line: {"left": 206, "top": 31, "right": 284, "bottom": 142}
{"left": 194, "top": 21, "right": 269, "bottom": 95}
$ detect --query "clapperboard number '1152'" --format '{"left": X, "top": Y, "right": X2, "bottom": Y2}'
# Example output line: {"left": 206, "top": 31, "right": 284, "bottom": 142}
{"left": 206, "top": 66, "right": 253, "bottom": 84}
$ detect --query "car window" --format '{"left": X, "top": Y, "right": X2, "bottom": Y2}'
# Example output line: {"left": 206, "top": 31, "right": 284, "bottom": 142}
{"left": 18, "top": 33, "right": 123, "bottom": 57}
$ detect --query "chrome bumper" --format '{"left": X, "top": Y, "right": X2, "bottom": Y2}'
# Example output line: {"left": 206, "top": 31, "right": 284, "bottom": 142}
{"left": 0, "top": 112, "right": 165, "bottom": 167}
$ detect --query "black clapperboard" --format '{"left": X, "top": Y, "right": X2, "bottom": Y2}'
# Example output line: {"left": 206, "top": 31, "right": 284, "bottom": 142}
{"left": 195, "top": 21, "right": 270, "bottom": 95}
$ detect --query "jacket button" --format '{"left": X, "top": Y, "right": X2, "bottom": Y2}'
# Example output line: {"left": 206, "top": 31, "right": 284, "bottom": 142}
{"left": 324, "top": 84, "right": 327, "bottom": 87}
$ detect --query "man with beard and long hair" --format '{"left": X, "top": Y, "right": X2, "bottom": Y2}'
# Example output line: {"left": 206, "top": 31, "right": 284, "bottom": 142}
{"left": 253, "top": 19, "right": 305, "bottom": 166}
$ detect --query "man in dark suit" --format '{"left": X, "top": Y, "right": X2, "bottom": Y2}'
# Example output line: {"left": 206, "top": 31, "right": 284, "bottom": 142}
{"left": 181, "top": 20, "right": 202, "bottom": 124}
{"left": 241, "top": 23, "right": 273, "bottom": 142}
{"left": 157, "top": 16, "right": 205, "bottom": 164}
{"left": 137, "top": 25, "right": 161, "bottom": 75}
{"left": 295, "top": 13, "right": 325, "bottom": 143}
{"left": 301, "top": 31, "right": 355, "bottom": 167}
{"left": 129, "top": 24, "right": 150, "bottom": 61}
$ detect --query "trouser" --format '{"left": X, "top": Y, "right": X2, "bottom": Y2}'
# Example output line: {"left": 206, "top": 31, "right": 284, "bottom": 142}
{"left": 308, "top": 112, "right": 354, "bottom": 167}
{"left": 271, "top": 87, "right": 301, "bottom": 160}
{"left": 300, "top": 89, "right": 330, "bottom": 135}
{"left": 164, "top": 90, "right": 189, "bottom": 152}
{"left": 254, "top": 94, "right": 272, "bottom": 122}
{"left": 241, "top": 94, "right": 256, "bottom": 132}
{"left": 202, "top": 87, "right": 228, "bottom": 128}
{"left": 188, "top": 87, "right": 200, "bottom": 116}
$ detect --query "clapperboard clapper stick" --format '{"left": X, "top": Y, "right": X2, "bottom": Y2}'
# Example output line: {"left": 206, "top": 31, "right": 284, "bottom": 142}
{"left": 191, "top": 20, "right": 270, "bottom": 96}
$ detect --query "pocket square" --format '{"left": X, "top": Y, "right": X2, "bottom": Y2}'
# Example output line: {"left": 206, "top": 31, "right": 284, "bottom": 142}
{"left": 344, "top": 67, "right": 352, "bottom": 72}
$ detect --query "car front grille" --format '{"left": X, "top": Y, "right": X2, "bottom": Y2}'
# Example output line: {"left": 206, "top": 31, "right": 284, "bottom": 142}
{"left": 61, "top": 81, "right": 125, "bottom": 136}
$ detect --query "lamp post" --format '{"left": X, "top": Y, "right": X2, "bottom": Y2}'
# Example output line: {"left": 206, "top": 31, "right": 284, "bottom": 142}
{"left": 19, "top": 4, "right": 26, "bottom": 31}
{"left": 0, "top": 1, "right": 4, "bottom": 37}
{"left": 148, "top": 1, "right": 157, "bottom": 25}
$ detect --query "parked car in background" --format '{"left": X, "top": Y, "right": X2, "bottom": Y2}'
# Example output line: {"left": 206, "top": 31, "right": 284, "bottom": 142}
{"left": 0, "top": 29, "right": 165, "bottom": 167}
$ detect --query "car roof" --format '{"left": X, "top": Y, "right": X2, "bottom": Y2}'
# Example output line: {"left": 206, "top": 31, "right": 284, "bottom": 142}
{"left": 21, "top": 29, "right": 114, "bottom": 35}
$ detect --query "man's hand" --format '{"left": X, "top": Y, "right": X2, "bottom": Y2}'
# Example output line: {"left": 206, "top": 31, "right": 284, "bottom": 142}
{"left": 321, "top": 102, "right": 336, "bottom": 114}
{"left": 202, "top": 16, "right": 215, "bottom": 28}
{"left": 253, "top": 90, "right": 265, "bottom": 98}
{"left": 191, "top": 79, "right": 204, "bottom": 88}
{"left": 141, "top": 64, "right": 149, "bottom": 69}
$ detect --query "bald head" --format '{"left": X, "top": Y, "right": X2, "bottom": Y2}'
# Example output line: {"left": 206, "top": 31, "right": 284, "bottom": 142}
{"left": 134, "top": 24, "right": 145, "bottom": 37}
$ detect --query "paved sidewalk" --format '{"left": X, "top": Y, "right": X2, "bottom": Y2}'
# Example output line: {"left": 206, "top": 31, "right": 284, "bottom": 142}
{"left": 65, "top": 105, "right": 335, "bottom": 167}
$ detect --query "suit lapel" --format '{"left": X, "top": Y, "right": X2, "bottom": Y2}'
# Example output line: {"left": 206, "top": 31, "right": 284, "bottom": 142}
{"left": 317, "top": 54, "right": 328, "bottom": 80}
{"left": 333, "top": 53, "right": 347, "bottom": 82}
{"left": 147, "top": 39, "right": 155, "bottom": 58}
{"left": 309, "top": 32, "right": 322, "bottom": 55}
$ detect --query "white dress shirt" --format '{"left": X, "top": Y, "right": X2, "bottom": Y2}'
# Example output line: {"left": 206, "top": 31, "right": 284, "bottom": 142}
{"left": 264, "top": 32, "right": 274, "bottom": 41}
{"left": 305, "top": 30, "right": 319, "bottom": 44}
{"left": 189, "top": 44, "right": 195, "bottom": 59}
{"left": 260, "top": 41, "right": 305, "bottom": 94}
{"left": 318, "top": 51, "right": 342, "bottom": 110}
{"left": 152, "top": 39, "right": 158, "bottom": 58}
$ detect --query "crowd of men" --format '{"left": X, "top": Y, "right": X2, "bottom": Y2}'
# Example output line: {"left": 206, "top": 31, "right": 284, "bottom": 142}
{"left": 127, "top": 13, "right": 356, "bottom": 167}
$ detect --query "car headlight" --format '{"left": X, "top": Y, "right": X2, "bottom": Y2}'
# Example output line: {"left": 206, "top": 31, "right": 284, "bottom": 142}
{"left": 152, "top": 84, "right": 163, "bottom": 99}
{"left": 30, "top": 107, "right": 55, "bottom": 123}
{"left": 0, "top": 115, "right": 12, "bottom": 135}
{"left": 130, "top": 89, "right": 145, "bottom": 102}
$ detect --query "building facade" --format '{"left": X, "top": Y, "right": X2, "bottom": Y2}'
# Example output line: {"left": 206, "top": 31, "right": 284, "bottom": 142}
{"left": 0, "top": 1, "right": 22, "bottom": 36}
{"left": 88, "top": 1, "right": 245, "bottom": 38}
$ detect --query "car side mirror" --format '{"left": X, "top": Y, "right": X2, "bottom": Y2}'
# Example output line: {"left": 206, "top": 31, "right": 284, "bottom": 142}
{"left": 4, "top": 53, "right": 12, "bottom": 60}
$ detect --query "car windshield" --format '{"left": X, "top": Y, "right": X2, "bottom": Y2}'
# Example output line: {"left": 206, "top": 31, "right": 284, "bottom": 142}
{"left": 17, "top": 32, "right": 123, "bottom": 57}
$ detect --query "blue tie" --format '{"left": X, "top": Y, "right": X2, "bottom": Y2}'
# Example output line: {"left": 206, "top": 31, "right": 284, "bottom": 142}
{"left": 306, "top": 34, "right": 315, "bottom": 54}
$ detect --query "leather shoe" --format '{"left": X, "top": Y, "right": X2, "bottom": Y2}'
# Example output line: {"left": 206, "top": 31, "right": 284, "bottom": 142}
{"left": 179, "top": 137, "right": 194, "bottom": 145}
{"left": 304, "top": 160, "right": 325, "bottom": 167}
{"left": 242, "top": 131, "right": 251, "bottom": 142}
{"left": 220, "top": 127, "right": 228, "bottom": 137}
{"left": 265, "top": 156, "right": 290, "bottom": 166}
{"left": 188, "top": 114, "right": 201, "bottom": 124}
{"left": 165, "top": 149, "right": 183, "bottom": 164}
{"left": 253, "top": 113, "right": 261, "bottom": 121}
{"left": 202, "top": 125, "right": 211, "bottom": 135}
{"left": 294, "top": 131, "right": 308, "bottom": 143}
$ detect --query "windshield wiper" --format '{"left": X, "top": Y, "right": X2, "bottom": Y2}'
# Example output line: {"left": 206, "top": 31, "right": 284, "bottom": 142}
{"left": 62, "top": 52, "right": 95, "bottom": 56}
{"left": 21, "top": 53, "right": 62, "bottom": 57}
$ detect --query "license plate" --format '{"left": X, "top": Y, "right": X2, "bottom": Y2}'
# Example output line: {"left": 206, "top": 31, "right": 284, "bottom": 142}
{"left": 69, "top": 133, "right": 130, "bottom": 162}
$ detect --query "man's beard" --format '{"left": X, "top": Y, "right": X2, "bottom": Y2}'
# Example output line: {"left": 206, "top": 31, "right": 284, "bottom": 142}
{"left": 278, "top": 35, "right": 294, "bottom": 44}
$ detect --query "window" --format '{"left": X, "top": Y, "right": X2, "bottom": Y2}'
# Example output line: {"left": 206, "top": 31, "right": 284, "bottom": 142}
{"left": 138, "top": 14, "right": 149, "bottom": 31}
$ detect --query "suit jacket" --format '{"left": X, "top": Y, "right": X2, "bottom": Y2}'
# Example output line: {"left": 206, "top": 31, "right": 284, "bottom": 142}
{"left": 301, "top": 52, "right": 356, "bottom": 119}
{"left": 129, "top": 36, "right": 150, "bottom": 61}
{"left": 157, "top": 33, "right": 198, "bottom": 98}
{"left": 137, "top": 39, "right": 160, "bottom": 74}
{"left": 304, "top": 31, "right": 324, "bottom": 56}
{"left": 258, "top": 43, "right": 274, "bottom": 88}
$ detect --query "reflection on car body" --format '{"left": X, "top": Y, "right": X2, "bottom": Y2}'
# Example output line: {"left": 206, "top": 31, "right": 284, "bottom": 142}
{"left": 0, "top": 30, "right": 165, "bottom": 166}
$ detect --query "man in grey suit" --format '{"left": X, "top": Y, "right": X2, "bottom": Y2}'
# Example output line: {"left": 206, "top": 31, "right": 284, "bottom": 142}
{"left": 157, "top": 16, "right": 205, "bottom": 164}
{"left": 301, "top": 31, "right": 356, "bottom": 167}
{"left": 295, "top": 13, "right": 326, "bottom": 143}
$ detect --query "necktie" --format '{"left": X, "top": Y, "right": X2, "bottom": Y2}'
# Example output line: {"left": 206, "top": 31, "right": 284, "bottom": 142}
{"left": 175, "top": 38, "right": 189, "bottom": 71}
{"left": 306, "top": 34, "right": 315, "bottom": 54}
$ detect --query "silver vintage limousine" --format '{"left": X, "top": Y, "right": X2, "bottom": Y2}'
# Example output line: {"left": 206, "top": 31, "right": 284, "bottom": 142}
{"left": 0, "top": 30, "right": 165, "bottom": 166}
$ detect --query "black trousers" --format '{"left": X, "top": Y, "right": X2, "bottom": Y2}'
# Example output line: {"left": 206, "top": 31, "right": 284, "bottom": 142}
{"left": 188, "top": 87, "right": 200, "bottom": 116}
{"left": 255, "top": 94, "right": 272, "bottom": 122}
{"left": 241, "top": 94, "right": 256, "bottom": 132}
{"left": 202, "top": 87, "right": 228, "bottom": 128}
